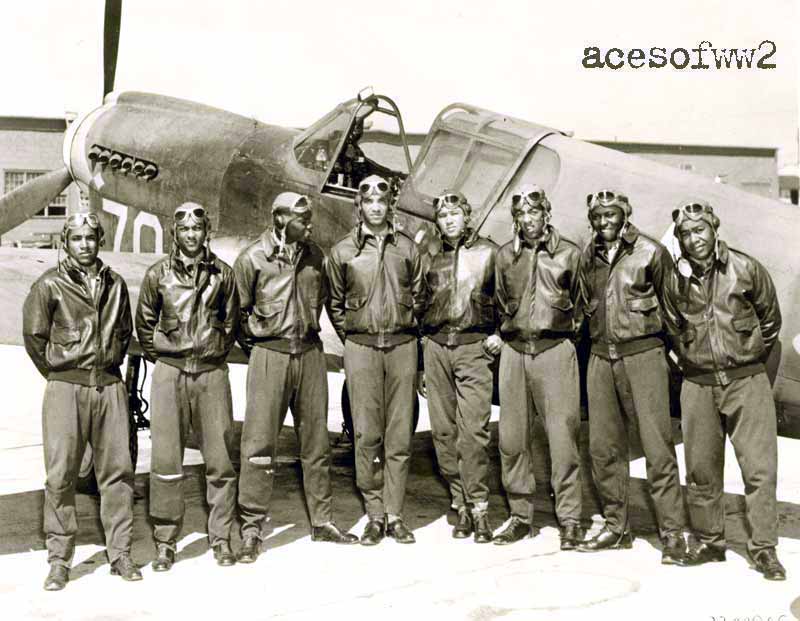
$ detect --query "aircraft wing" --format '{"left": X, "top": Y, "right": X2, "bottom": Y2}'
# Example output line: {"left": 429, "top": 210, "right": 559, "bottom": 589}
{"left": 0, "top": 247, "right": 344, "bottom": 370}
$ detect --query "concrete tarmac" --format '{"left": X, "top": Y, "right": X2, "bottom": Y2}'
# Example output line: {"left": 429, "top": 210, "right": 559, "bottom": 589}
{"left": 1, "top": 345, "right": 800, "bottom": 620}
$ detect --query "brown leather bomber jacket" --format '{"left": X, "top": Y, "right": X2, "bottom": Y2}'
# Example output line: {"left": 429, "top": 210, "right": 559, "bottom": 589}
{"left": 495, "top": 226, "right": 583, "bottom": 354}
{"left": 326, "top": 224, "right": 425, "bottom": 348}
{"left": 421, "top": 232, "right": 498, "bottom": 344}
{"left": 579, "top": 223, "right": 672, "bottom": 358}
{"left": 23, "top": 257, "right": 132, "bottom": 386}
{"left": 234, "top": 232, "right": 327, "bottom": 355}
{"left": 663, "top": 241, "right": 781, "bottom": 385}
{"left": 136, "top": 249, "right": 239, "bottom": 372}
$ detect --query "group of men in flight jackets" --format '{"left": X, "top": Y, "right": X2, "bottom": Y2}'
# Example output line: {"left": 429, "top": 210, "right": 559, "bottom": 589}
{"left": 23, "top": 173, "right": 786, "bottom": 591}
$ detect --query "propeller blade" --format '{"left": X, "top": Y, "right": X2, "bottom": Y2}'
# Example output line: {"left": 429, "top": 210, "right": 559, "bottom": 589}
{"left": 103, "top": 0, "right": 122, "bottom": 97}
{"left": 0, "top": 168, "right": 73, "bottom": 236}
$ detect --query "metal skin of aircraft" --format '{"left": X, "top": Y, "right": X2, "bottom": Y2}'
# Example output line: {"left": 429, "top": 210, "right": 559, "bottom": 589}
{"left": 1, "top": 87, "right": 799, "bottom": 437}
{"left": 0, "top": 1, "right": 798, "bottom": 450}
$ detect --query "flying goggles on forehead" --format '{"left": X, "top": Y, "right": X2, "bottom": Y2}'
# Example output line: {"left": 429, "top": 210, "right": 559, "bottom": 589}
{"left": 174, "top": 206, "right": 207, "bottom": 222}
{"left": 65, "top": 212, "right": 100, "bottom": 229}
{"left": 586, "top": 190, "right": 628, "bottom": 209}
{"left": 511, "top": 189, "right": 547, "bottom": 209}
{"left": 433, "top": 192, "right": 466, "bottom": 209}
{"left": 358, "top": 179, "right": 390, "bottom": 197}
{"left": 673, "top": 202, "right": 713, "bottom": 221}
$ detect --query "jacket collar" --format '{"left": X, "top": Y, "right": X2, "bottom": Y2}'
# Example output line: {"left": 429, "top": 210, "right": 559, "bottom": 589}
{"left": 716, "top": 240, "right": 729, "bottom": 266}
{"left": 516, "top": 225, "right": 560, "bottom": 258}
{"left": 59, "top": 255, "right": 108, "bottom": 284}
{"left": 590, "top": 222, "right": 640, "bottom": 257}
{"left": 260, "top": 229, "right": 307, "bottom": 263}
{"left": 353, "top": 222, "right": 398, "bottom": 250}
{"left": 427, "top": 227, "right": 477, "bottom": 257}
{"left": 170, "top": 246, "right": 216, "bottom": 273}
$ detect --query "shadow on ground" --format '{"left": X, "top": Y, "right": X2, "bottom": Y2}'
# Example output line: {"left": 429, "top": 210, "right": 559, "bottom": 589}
{"left": 2, "top": 421, "right": 799, "bottom": 572}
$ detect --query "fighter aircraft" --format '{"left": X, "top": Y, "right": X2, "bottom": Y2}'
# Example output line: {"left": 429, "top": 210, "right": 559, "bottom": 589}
{"left": 1, "top": 0, "right": 799, "bottom": 462}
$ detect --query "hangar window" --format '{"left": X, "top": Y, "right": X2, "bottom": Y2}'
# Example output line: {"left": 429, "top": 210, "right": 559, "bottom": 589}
{"left": 3, "top": 171, "right": 67, "bottom": 217}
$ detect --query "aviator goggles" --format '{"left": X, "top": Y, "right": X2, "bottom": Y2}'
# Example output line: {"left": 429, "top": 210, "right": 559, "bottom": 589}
{"left": 358, "top": 179, "right": 391, "bottom": 197}
{"left": 65, "top": 212, "right": 101, "bottom": 229}
{"left": 672, "top": 201, "right": 717, "bottom": 227}
{"left": 433, "top": 192, "right": 467, "bottom": 209}
{"left": 174, "top": 206, "right": 207, "bottom": 223}
{"left": 586, "top": 189, "right": 629, "bottom": 210}
{"left": 511, "top": 188, "right": 548, "bottom": 210}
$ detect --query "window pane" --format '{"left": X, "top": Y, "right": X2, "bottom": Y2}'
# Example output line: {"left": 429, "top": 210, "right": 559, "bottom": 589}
{"left": 412, "top": 130, "right": 471, "bottom": 198}
{"left": 478, "top": 145, "right": 561, "bottom": 245}
{"left": 294, "top": 109, "right": 353, "bottom": 172}
{"left": 455, "top": 142, "right": 516, "bottom": 209}
{"left": 4, "top": 172, "right": 27, "bottom": 193}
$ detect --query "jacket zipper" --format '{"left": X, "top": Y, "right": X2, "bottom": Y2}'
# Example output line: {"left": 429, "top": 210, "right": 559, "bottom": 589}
{"left": 377, "top": 235, "right": 386, "bottom": 348}
{"left": 450, "top": 241, "right": 460, "bottom": 324}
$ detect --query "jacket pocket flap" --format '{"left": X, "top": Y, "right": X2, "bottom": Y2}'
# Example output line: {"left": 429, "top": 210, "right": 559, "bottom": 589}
{"left": 732, "top": 314, "right": 758, "bottom": 332}
{"left": 551, "top": 296, "right": 574, "bottom": 312}
{"left": 255, "top": 300, "right": 284, "bottom": 318}
{"left": 398, "top": 293, "right": 414, "bottom": 308}
{"left": 51, "top": 327, "right": 81, "bottom": 346}
{"left": 157, "top": 318, "right": 179, "bottom": 334}
{"left": 628, "top": 296, "right": 659, "bottom": 312}
{"left": 345, "top": 295, "right": 366, "bottom": 311}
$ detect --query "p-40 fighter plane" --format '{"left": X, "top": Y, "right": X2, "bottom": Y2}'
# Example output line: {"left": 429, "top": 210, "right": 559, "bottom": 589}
{"left": 1, "top": 1, "right": 799, "bottom": 464}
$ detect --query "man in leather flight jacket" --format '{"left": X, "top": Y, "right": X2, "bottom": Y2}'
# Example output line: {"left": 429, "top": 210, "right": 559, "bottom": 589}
{"left": 136, "top": 203, "right": 240, "bottom": 569}
{"left": 419, "top": 190, "right": 499, "bottom": 544}
{"left": 663, "top": 201, "right": 785, "bottom": 580}
{"left": 23, "top": 213, "right": 141, "bottom": 590}
{"left": 326, "top": 175, "right": 426, "bottom": 546}
{"left": 493, "top": 185, "right": 585, "bottom": 549}
{"left": 576, "top": 190, "right": 687, "bottom": 564}
{"left": 235, "top": 192, "right": 358, "bottom": 562}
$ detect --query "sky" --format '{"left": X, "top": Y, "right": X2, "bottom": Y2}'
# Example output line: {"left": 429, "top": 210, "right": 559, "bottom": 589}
{"left": 0, "top": 0, "right": 798, "bottom": 165}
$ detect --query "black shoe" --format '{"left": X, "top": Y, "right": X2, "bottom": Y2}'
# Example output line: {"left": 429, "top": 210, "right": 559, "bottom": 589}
{"left": 43, "top": 564, "right": 69, "bottom": 591}
{"left": 473, "top": 512, "right": 493, "bottom": 544}
{"left": 493, "top": 517, "right": 534, "bottom": 546}
{"left": 152, "top": 542, "right": 175, "bottom": 572}
{"left": 560, "top": 522, "right": 585, "bottom": 551}
{"left": 684, "top": 542, "right": 726, "bottom": 566}
{"left": 751, "top": 548, "right": 786, "bottom": 581}
{"left": 110, "top": 554, "right": 143, "bottom": 581}
{"left": 452, "top": 509, "right": 473, "bottom": 539}
{"left": 212, "top": 541, "right": 236, "bottom": 567}
{"left": 576, "top": 527, "right": 633, "bottom": 552}
{"left": 237, "top": 535, "right": 261, "bottom": 564}
{"left": 661, "top": 533, "right": 688, "bottom": 566}
{"left": 312, "top": 522, "right": 359, "bottom": 545}
{"left": 386, "top": 519, "right": 416, "bottom": 544}
{"left": 360, "top": 519, "right": 385, "bottom": 546}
